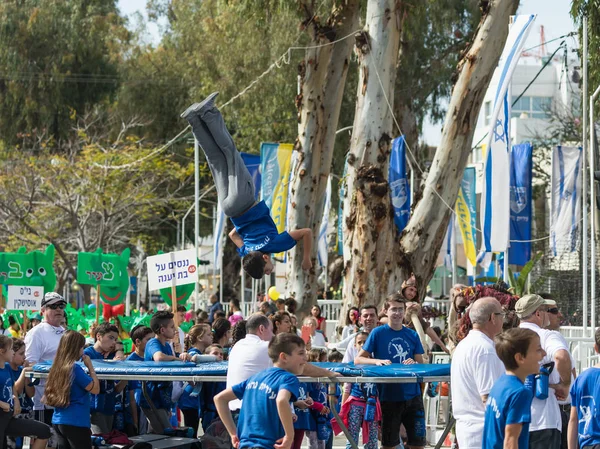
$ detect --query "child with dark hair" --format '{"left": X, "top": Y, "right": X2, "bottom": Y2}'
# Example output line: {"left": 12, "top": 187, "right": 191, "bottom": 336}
{"left": 328, "top": 350, "right": 343, "bottom": 363}
{"left": 568, "top": 328, "right": 600, "bottom": 449}
{"left": 127, "top": 325, "right": 154, "bottom": 434}
{"left": 201, "top": 345, "right": 227, "bottom": 432}
{"left": 7, "top": 339, "right": 35, "bottom": 449}
{"left": 306, "top": 349, "right": 331, "bottom": 449}
{"left": 143, "top": 311, "right": 192, "bottom": 434}
{"left": 181, "top": 92, "right": 313, "bottom": 280}
{"left": 482, "top": 328, "right": 545, "bottom": 449}
{"left": 83, "top": 322, "right": 128, "bottom": 434}
{"left": 215, "top": 333, "right": 307, "bottom": 449}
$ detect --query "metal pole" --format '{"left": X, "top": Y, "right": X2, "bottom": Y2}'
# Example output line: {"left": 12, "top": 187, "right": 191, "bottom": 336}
{"left": 410, "top": 169, "right": 415, "bottom": 207}
{"left": 241, "top": 268, "right": 246, "bottom": 303}
{"left": 219, "top": 223, "right": 224, "bottom": 305}
{"left": 451, "top": 217, "right": 458, "bottom": 286}
{"left": 194, "top": 138, "right": 201, "bottom": 311}
{"left": 590, "top": 83, "right": 600, "bottom": 333}
{"left": 212, "top": 205, "right": 217, "bottom": 295}
{"left": 583, "top": 16, "right": 589, "bottom": 335}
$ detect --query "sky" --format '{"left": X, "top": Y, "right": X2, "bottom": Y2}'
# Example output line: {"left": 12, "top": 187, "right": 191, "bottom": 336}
{"left": 117, "top": 0, "right": 579, "bottom": 145}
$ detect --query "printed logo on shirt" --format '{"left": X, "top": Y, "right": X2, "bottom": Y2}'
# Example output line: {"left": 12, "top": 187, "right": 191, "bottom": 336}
{"left": 2, "top": 382, "right": 13, "bottom": 409}
{"left": 579, "top": 395, "right": 596, "bottom": 437}
{"left": 246, "top": 236, "right": 271, "bottom": 252}
{"left": 487, "top": 397, "right": 501, "bottom": 419}
{"left": 246, "top": 380, "right": 277, "bottom": 400}
{"left": 363, "top": 383, "right": 376, "bottom": 397}
{"left": 387, "top": 337, "right": 410, "bottom": 362}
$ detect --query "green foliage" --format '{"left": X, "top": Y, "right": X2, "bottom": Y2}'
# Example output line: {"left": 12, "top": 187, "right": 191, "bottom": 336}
{"left": 475, "top": 251, "right": 544, "bottom": 296}
{"left": 0, "top": 0, "right": 129, "bottom": 145}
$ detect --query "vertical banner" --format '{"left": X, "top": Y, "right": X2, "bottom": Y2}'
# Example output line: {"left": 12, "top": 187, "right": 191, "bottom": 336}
{"left": 389, "top": 136, "right": 410, "bottom": 233}
{"left": 240, "top": 152, "right": 262, "bottom": 200}
{"left": 337, "top": 156, "right": 348, "bottom": 256}
{"left": 260, "top": 142, "right": 293, "bottom": 233}
{"left": 318, "top": 176, "right": 332, "bottom": 267}
{"left": 214, "top": 203, "right": 225, "bottom": 269}
{"left": 456, "top": 167, "right": 477, "bottom": 266}
{"left": 551, "top": 146, "right": 582, "bottom": 256}
{"left": 444, "top": 215, "right": 455, "bottom": 270}
{"left": 509, "top": 143, "right": 533, "bottom": 265}
{"left": 480, "top": 15, "right": 536, "bottom": 254}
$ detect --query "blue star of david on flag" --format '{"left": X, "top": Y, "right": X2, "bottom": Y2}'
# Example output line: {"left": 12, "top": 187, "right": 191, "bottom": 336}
{"left": 493, "top": 119, "right": 506, "bottom": 143}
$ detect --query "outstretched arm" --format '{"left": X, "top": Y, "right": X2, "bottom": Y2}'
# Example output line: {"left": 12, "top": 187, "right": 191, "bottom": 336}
{"left": 229, "top": 228, "right": 244, "bottom": 248}
{"left": 288, "top": 228, "right": 313, "bottom": 270}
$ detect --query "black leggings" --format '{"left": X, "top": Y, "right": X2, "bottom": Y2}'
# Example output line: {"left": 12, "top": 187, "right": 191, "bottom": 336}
{"left": 181, "top": 408, "right": 199, "bottom": 438}
{"left": 0, "top": 410, "right": 51, "bottom": 446}
{"left": 54, "top": 424, "right": 91, "bottom": 449}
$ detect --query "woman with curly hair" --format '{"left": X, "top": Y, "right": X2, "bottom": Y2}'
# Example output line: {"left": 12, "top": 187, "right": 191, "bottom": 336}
{"left": 271, "top": 311, "right": 292, "bottom": 335}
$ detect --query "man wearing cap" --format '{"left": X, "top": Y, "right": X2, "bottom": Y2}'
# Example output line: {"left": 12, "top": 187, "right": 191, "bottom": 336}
{"left": 516, "top": 293, "right": 572, "bottom": 449}
{"left": 451, "top": 297, "right": 505, "bottom": 449}
{"left": 24, "top": 292, "right": 67, "bottom": 448}
{"left": 540, "top": 294, "right": 577, "bottom": 449}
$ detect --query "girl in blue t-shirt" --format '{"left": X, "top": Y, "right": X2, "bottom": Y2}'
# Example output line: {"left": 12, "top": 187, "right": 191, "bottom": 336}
{"left": 306, "top": 349, "right": 331, "bottom": 449}
{"left": 44, "top": 330, "right": 100, "bottom": 449}
{"left": 0, "top": 335, "right": 51, "bottom": 449}
{"left": 292, "top": 382, "right": 314, "bottom": 449}
{"left": 178, "top": 324, "right": 212, "bottom": 437}
{"left": 7, "top": 338, "right": 35, "bottom": 449}
{"left": 201, "top": 344, "right": 227, "bottom": 432}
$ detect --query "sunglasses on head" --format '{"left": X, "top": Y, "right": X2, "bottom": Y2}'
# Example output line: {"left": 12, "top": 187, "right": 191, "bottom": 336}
{"left": 547, "top": 308, "right": 559, "bottom": 315}
{"left": 46, "top": 303, "right": 66, "bottom": 310}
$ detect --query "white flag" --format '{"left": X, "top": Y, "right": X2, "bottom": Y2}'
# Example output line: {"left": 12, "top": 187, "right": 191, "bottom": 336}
{"left": 551, "top": 146, "right": 582, "bottom": 256}
{"left": 480, "top": 14, "right": 536, "bottom": 254}
{"left": 213, "top": 204, "right": 225, "bottom": 269}
{"left": 317, "top": 176, "right": 332, "bottom": 267}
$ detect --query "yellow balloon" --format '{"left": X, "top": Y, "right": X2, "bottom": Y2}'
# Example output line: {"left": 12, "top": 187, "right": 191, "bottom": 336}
{"left": 268, "top": 286, "right": 280, "bottom": 301}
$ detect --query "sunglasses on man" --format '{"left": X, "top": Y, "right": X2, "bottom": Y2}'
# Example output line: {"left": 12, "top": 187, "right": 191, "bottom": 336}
{"left": 547, "top": 307, "right": 559, "bottom": 315}
{"left": 46, "top": 303, "right": 66, "bottom": 310}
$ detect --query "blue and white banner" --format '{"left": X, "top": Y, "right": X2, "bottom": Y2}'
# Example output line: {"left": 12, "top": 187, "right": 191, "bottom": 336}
{"left": 509, "top": 143, "right": 533, "bottom": 265}
{"left": 241, "top": 152, "right": 262, "bottom": 199}
{"left": 389, "top": 136, "right": 410, "bottom": 233}
{"left": 444, "top": 214, "right": 456, "bottom": 270}
{"left": 551, "top": 146, "right": 582, "bottom": 256}
{"left": 318, "top": 176, "right": 332, "bottom": 267}
{"left": 480, "top": 14, "right": 536, "bottom": 254}
{"left": 337, "top": 155, "right": 348, "bottom": 256}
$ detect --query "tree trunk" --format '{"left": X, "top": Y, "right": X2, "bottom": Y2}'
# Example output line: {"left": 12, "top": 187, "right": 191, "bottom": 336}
{"left": 342, "top": 0, "right": 521, "bottom": 308}
{"left": 399, "top": 0, "right": 520, "bottom": 298}
{"left": 285, "top": 0, "right": 360, "bottom": 315}
{"left": 341, "top": 0, "right": 404, "bottom": 307}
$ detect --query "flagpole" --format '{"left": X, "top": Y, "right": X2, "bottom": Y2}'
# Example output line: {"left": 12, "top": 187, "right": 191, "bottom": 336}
{"left": 194, "top": 138, "right": 200, "bottom": 312}
{"left": 582, "top": 15, "right": 589, "bottom": 336}
{"left": 590, "top": 82, "right": 600, "bottom": 333}
{"left": 451, "top": 217, "right": 458, "bottom": 286}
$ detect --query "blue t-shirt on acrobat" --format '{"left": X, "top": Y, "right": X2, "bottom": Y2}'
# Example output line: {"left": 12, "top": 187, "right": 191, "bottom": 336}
{"left": 0, "top": 363, "right": 14, "bottom": 411}
{"left": 293, "top": 382, "right": 312, "bottom": 431}
{"left": 231, "top": 200, "right": 297, "bottom": 257}
{"left": 232, "top": 367, "right": 300, "bottom": 449}
{"left": 178, "top": 347, "right": 204, "bottom": 411}
{"left": 9, "top": 366, "right": 34, "bottom": 412}
{"left": 361, "top": 324, "right": 424, "bottom": 401}
{"left": 52, "top": 363, "right": 93, "bottom": 428}
{"left": 482, "top": 374, "right": 532, "bottom": 449}
{"left": 143, "top": 338, "right": 174, "bottom": 409}
{"left": 570, "top": 366, "right": 600, "bottom": 448}
{"left": 84, "top": 346, "right": 117, "bottom": 415}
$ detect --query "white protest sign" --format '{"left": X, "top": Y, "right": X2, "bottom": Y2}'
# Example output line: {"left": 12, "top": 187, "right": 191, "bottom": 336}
{"left": 146, "top": 249, "right": 198, "bottom": 292}
{"left": 7, "top": 285, "right": 44, "bottom": 310}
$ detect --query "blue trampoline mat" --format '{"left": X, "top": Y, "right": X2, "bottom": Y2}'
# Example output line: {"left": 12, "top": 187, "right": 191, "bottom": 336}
{"left": 33, "top": 360, "right": 450, "bottom": 378}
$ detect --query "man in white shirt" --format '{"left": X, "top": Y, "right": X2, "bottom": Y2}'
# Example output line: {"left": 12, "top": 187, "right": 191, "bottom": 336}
{"left": 450, "top": 297, "right": 505, "bottom": 449}
{"left": 25, "top": 292, "right": 67, "bottom": 448}
{"left": 226, "top": 313, "right": 340, "bottom": 412}
{"left": 541, "top": 295, "right": 576, "bottom": 449}
{"left": 516, "top": 294, "right": 572, "bottom": 449}
{"left": 329, "top": 305, "right": 378, "bottom": 362}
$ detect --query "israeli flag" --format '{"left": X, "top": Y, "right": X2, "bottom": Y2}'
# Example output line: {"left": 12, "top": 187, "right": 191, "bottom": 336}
{"left": 479, "top": 14, "right": 536, "bottom": 255}
{"left": 551, "top": 146, "right": 582, "bottom": 256}
{"left": 317, "top": 176, "right": 332, "bottom": 267}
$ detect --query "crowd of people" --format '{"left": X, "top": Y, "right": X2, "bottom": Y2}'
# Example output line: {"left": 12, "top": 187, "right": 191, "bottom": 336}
{"left": 0, "top": 284, "right": 597, "bottom": 449}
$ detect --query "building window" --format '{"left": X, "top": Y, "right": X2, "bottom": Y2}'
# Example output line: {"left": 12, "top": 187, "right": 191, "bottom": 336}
{"left": 511, "top": 96, "right": 553, "bottom": 119}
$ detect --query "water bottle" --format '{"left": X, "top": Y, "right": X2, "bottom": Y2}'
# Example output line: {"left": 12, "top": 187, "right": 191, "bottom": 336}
{"left": 535, "top": 366, "right": 550, "bottom": 400}
{"left": 524, "top": 374, "right": 536, "bottom": 395}
{"left": 364, "top": 396, "right": 376, "bottom": 422}
{"left": 316, "top": 415, "right": 331, "bottom": 441}
{"left": 91, "top": 436, "right": 105, "bottom": 446}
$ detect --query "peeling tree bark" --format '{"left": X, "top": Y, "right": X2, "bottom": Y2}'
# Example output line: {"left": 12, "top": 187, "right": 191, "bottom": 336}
{"left": 342, "top": 0, "right": 520, "bottom": 309}
{"left": 285, "top": 0, "right": 360, "bottom": 315}
{"left": 341, "top": 0, "right": 404, "bottom": 307}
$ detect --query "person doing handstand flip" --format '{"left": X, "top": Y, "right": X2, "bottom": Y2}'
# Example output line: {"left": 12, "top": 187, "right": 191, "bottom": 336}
{"left": 181, "top": 92, "right": 312, "bottom": 279}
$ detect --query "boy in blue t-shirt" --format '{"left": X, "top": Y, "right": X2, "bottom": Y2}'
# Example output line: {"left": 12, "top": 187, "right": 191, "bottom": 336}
{"left": 215, "top": 333, "right": 307, "bottom": 449}
{"left": 83, "top": 322, "right": 128, "bottom": 434}
{"left": 126, "top": 325, "right": 154, "bottom": 435}
{"left": 568, "top": 328, "right": 600, "bottom": 449}
{"left": 181, "top": 92, "right": 313, "bottom": 280}
{"left": 483, "top": 328, "right": 545, "bottom": 449}
{"left": 355, "top": 293, "right": 425, "bottom": 449}
{"left": 143, "top": 311, "right": 191, "bottom": 434}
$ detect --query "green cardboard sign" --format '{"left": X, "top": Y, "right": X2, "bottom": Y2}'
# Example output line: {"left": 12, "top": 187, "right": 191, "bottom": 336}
{"left": 77, "top": 248, "right": 124, "bottom": 287}
{"left": 0, "top": 245, "right": 56, "bottom": 292}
